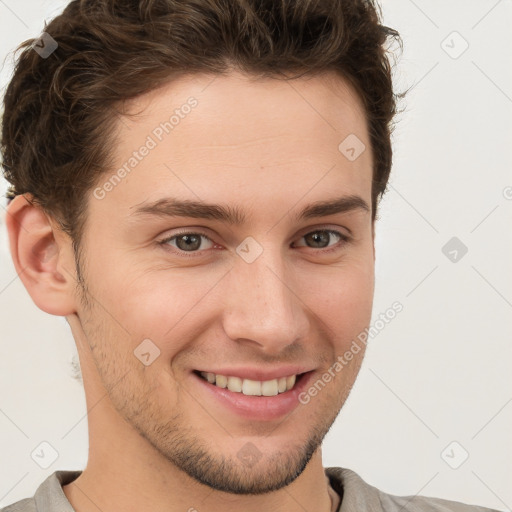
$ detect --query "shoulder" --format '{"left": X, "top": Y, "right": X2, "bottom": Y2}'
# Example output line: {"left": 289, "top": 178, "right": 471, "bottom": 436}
{"left": 0, "top": 470, "right": 81, "bottom": 512}
{"left": 325, "top": 467, "right": 503, "bottom": 512}
{"left": 0, "top": 498, "right": 35, "bottom": 512}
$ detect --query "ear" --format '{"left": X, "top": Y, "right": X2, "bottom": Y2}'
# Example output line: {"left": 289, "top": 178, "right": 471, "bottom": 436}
{"left": 5, "top": 194, "right": 78, "bottom": 316}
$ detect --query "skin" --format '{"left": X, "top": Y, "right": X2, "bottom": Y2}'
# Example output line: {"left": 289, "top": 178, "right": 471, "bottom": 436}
{"left": 6, "top": 69, "right": 375, "bottom": 512}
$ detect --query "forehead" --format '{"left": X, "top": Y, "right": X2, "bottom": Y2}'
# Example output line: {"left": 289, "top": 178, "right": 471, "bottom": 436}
{"left": 88, "top": 69, "right": 372, "bottom": 226}
{"left": 123, "top": 69, "right": 368, "bottom": 141}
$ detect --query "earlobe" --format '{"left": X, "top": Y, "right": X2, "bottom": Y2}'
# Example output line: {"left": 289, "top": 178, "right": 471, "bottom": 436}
{"left": 5, "top": 194, "right": 78, "bottom": 316}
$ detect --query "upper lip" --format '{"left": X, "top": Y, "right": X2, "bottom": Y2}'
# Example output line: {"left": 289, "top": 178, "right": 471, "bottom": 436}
{"left": 194, "top": 366, "right": 314, "bottom": 381}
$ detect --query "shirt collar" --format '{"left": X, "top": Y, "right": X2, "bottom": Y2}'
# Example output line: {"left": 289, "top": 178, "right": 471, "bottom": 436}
{"left": 33, "top": 468, "right": 367, "bottom": 512}
{"left": 34, "top": 470, "right": 82, "bottom": 512}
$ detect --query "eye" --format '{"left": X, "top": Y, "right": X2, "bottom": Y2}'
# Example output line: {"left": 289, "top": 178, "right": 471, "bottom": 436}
{"left": 158, "top": 228, "right": 350, "bottom": 257}
{"left": 293, "top": 229, "right": 349, "bottom": 252}
{"left": 159, "top": 231, "right": 215, "bottom": 255}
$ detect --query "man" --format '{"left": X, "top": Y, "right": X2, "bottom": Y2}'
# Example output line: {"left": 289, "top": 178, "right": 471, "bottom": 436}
{"left": 0, "top": 0, "right": 502, "bottom": 511}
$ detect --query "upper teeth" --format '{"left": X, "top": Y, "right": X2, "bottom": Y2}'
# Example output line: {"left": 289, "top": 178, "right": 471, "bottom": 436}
{"left": 200, "top": 372, "right": 297, "bottom": 396}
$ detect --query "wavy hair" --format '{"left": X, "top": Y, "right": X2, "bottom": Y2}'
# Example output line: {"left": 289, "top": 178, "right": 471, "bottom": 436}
{"left": 2, "top": 0, "right": 405, "bottom": 260}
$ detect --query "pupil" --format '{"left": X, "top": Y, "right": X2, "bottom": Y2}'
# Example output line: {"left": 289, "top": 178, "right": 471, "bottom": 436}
{"left": 307, "top": 231, "right": 329, "bottom": 248}
{"left": 177, "top": 234, "right": 200, "bottom": 251}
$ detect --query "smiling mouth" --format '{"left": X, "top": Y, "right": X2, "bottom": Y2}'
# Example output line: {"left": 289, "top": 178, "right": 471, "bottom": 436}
{"left": 194, "top": 370, "right": 308, "bottom": 396}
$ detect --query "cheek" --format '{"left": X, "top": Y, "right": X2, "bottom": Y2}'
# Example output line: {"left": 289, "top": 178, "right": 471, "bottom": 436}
{"left": 84, "top": 237, "right": 374, "bottom": 351}
{"left": 92, "top": 263, "right": 220, "bottom": 349}
{"left": 306, "top": 255, "right": 375, "bottom": 330}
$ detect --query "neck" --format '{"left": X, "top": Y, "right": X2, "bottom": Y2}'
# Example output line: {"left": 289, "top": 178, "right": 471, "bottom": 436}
{"left": 62, "top": 367, "right": 335, "bottom": 512}
{"left": 63, "top": 437, "right": 334, "bottom": 512}
{"left": 63, "top": 324, "right": 338, "bottom": 512}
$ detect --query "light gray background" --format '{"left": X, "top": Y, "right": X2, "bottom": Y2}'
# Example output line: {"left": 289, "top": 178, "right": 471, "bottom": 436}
{"left": 0, "top": 0, "right": 511, "bottom": 510}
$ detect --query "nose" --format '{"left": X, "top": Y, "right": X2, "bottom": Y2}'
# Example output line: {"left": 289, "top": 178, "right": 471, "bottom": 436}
{"left": 221, "top": 245, "right": 310, "bottom": 355}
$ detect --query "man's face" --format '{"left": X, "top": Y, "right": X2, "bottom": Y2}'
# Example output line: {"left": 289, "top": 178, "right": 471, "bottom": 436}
{"left": 71, "top": 70, "right": 375, "bottom": 493}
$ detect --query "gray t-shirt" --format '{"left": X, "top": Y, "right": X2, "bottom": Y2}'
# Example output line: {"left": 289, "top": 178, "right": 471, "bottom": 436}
{"left": 0, "top": 467, "right": 502, "bottom": 512}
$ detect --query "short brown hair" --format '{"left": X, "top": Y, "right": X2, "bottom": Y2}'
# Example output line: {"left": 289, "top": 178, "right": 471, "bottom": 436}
{"left": 1, "top": 0, "right": 405, "bottom": 265}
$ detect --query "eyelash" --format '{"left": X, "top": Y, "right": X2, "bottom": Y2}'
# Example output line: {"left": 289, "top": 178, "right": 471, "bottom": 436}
{"left": 157, "top": 228, "right": 351, "bottom": 258}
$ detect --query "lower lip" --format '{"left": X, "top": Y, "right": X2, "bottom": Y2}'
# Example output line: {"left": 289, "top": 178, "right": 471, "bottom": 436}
{"left": 191, "top": 371, "right": 315, "bottom": 421}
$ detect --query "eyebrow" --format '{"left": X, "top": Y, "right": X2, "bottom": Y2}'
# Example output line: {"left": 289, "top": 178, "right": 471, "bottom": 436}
{"left": 129, "top": 194, "right": 370, "bottom": 224}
